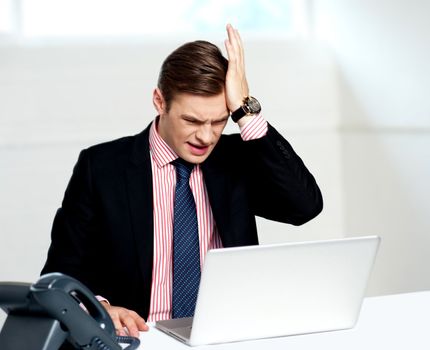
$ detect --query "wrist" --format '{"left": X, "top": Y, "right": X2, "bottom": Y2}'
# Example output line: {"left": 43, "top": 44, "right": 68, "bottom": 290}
{"left": 230, "top": 96, "right": 261, "bottom": 123}
{"left": 236, "top": 114, "right": 255, "bottom": 128}
{"left": 230, "top": 99, "right": 244, "bottom": 113}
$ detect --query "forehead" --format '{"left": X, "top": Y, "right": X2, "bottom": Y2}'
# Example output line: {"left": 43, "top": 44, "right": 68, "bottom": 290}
{"left": 170, "top": 92, "right": 228, "bottom": 119}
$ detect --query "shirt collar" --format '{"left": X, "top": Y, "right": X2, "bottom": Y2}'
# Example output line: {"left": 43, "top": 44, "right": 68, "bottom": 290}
{"left": 149, "top": 116, "right": 178, "bottom": 168}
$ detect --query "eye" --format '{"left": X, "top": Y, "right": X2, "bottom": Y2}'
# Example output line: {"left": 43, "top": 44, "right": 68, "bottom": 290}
{"left": 183, "top": 118, "right": 198, "bottom": 124}
{"left": 213, "top": 119, "right": 227, "bottom": 126}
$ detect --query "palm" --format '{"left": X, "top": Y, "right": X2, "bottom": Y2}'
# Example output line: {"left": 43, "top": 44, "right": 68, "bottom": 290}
{"left": 224, "top": 24, "right": 249, "bottom": 112}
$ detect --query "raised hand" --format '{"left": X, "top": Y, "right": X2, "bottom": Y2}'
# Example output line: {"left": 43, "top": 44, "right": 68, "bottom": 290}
{"left": 224, "top": 24, "right": 249, "bottom": 113}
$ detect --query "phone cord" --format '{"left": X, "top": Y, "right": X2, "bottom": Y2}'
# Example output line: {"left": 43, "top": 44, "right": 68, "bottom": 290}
{"left": 91, "top": 336, "right": 140, "bottom": 350}
{"left": 91, "top": 337, "right": 112, "bottom": 350}
{"left": 116, "top": 335, "right": 141, "bottom": 350}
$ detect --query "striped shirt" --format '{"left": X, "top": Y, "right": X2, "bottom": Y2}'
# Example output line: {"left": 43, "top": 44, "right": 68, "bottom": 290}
{"left": 147, "top": 114, "right": 268, "bottom": 321}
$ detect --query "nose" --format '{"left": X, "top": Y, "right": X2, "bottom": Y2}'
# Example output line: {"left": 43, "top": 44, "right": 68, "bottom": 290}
{"left": 195, "top": 124, "right": 214, "bottom": 144}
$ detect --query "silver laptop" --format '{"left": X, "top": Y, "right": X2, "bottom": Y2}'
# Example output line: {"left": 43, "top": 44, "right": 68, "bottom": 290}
{"left": 155, "top": 235, "right": 380, "bottom": 346}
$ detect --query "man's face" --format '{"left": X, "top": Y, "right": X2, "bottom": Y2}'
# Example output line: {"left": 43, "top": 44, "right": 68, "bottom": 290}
{"left": 154, "top": 90, "right": 229, "bottom": 164}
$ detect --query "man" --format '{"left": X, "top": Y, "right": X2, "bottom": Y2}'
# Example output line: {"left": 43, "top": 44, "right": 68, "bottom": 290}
{"left": 42, "top": 24, "right": 323, "bottom": 337}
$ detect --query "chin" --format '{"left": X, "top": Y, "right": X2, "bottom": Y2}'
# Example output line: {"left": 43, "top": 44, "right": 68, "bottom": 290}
{"left": 186, "top": 156, "right": 208, "bottom": 164}
{"left": 180, "top": 153, "right": 210, "bottom": 164}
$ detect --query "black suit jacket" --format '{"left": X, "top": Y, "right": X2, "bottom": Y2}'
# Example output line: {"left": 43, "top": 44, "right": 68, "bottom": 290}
{"left": 42, "top": 122, "right": 322, "bottom": 320}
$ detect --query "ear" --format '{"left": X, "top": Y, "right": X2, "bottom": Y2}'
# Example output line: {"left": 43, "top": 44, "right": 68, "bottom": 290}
{"left": 153, "top": 88, "right": 166, "bottom": 115}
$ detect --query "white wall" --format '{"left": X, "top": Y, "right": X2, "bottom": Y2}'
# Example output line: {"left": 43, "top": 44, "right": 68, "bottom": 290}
{"left": 0, "top": 40, "right": 341, "bottom": 281}
{"left": 1, "top": 0, "right": 430, "bottom": 327}
{"left": 0, "top": 39, "right": 342, "bottom": 326}
{"left": 314, "top": 0, "right": 430, "bottom": 295}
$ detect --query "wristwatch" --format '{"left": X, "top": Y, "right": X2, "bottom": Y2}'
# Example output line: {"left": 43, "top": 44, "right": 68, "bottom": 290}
{"left": 230, "top": 96, "right": 262, "bottom": 123}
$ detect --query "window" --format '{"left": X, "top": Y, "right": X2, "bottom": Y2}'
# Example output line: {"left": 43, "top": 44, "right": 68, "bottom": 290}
{"left": 3, "top": 0, "right": 311, "bottom": 39}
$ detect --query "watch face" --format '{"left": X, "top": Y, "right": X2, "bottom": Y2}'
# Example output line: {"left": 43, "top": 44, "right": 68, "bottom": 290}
{"left": 244, "top": 96, "right": 261, "bottom": 114}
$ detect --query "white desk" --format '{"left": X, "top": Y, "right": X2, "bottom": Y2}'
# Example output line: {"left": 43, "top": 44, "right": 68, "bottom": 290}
{"left": 137, "top": 291, "right": 430, "bottom": 349}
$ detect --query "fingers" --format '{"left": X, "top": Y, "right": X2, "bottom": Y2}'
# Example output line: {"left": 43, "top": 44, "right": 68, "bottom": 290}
{"left": 103, "top": 303, "right": 149, "bottom": 338}
{"left": 224, "top": 38, "right": 235, "bottom": 66}
{"left": 225, "top": 24, "right": 243, "bottom": 67}
{"left": 226, "top": 24, "right": 238, "bottom": 55}
{"left": 122, "top": 313, "right": 140, "bottom": 337}
{"left": 224, "top": 23, "right": 249, "bottom": 111}
{"left": 108, "top": 309, "right": 128, "bottom": 336}
{"left": 126, "top": 310, "right": 150, "bottom": 334}
{"left": 233, "top": 26, "right": 244, "bottom": 66}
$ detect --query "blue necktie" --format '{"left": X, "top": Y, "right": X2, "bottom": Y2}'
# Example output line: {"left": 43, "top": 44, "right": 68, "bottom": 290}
{"left": 172, "top": 158, "right": 201, "bottom": 318}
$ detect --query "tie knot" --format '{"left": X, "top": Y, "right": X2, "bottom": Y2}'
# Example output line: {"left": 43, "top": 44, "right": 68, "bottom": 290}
{"left": 173, "top": 158, "right": 194, "bottom": 181}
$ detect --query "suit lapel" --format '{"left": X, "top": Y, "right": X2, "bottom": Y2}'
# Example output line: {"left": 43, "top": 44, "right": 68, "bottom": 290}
{"left": 201, "top": 155, "right": 232, "bottom": 246}
{"left": 125, "top": 124, "right": 154, "bottom": 306}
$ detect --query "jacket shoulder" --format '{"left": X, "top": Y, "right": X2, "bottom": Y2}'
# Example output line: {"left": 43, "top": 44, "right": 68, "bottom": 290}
{"left": 82, "top": 126, "right": 150, "bottom": 165}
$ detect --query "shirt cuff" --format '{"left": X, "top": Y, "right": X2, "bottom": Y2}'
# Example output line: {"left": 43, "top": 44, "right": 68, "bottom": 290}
{"left": 96, "top": 295, "right": 110, "bottom": 305}
{"left": 239, "top": 113, "right": 268, "bottom": 141}
{"left": 80, "top": 295, "right": 109, "bottom": 312}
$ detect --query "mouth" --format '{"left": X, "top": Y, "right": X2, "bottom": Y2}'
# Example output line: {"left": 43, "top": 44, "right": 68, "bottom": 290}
{"left": 187, "top": 142, "right": 210, "bottom": 156}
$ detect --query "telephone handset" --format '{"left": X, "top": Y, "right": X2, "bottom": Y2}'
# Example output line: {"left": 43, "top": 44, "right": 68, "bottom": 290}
{"left": 0, "top": 273, "right": 140, "bottom": 350}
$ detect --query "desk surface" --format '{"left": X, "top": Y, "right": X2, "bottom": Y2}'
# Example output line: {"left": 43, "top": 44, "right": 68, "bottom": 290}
{"left": 137, "top": 291, "right": 430, "bottom": 349}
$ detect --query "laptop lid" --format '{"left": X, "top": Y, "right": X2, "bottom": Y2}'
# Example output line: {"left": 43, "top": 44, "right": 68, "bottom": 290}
{"left": 158, "top": 235, "right": 380, "bottom": 346}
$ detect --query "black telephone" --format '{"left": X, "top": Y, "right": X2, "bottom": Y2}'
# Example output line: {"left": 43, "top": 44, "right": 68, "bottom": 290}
{"left": 0, "top": 273, "right": 140, "bottom": 350}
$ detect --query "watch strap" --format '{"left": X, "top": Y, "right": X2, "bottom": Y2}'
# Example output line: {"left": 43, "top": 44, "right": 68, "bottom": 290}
{"left": 231, "top": 105, "right": 247, "bottom": 123}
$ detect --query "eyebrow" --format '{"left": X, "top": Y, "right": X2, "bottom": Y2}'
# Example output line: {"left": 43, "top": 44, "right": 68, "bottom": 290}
{"left": 181, "top": 114, "right": 229, "bottom": 123}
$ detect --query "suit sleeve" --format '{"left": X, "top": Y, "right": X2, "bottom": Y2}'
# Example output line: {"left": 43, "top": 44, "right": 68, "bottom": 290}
{"left": 41, "top": 149, "right": 101, "bottom": 290}
{"left": 241, "top": 123, "right": 323, "bottom": 225}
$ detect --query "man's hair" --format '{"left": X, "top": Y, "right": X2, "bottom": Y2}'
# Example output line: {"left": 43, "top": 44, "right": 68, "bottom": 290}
{"left": 157, "top": 40, "right": 228, "bottom": 111}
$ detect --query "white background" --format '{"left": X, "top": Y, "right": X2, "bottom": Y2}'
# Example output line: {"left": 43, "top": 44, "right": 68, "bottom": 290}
{"left": 1, "top": 0, "right": 430, "bottom": 326}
